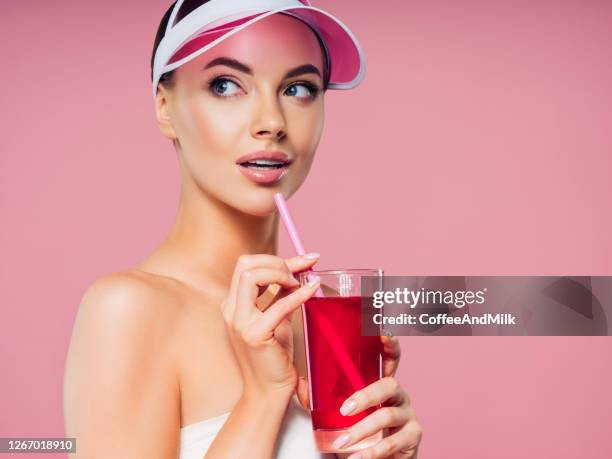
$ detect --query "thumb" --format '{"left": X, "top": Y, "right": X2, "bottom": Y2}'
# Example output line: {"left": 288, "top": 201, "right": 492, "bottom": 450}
{"left": 296, "top": 376, "right": 311, "bottom": 412}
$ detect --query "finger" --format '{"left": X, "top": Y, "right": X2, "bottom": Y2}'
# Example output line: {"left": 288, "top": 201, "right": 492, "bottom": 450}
{"left": 333, "top": 406, "right": 413, "bottom": 450}
{"left": 256, "top": 252, "right": 320, "bottom": 309}
{"left": 347, "top": 420, "right": 423, "bottom": 459}
{"left": 296, "top": 376, "right": 311, "bottom": 412}
{"left": 380, "top": 335, "right": 401, "bottom": 377}
{"left": 273, "top": 254, "right": 320, "bottom": 304}
{"left": 340, "top": 377, "right": 409, "bottom": 416}
{"left": 226, "top": 254, "right": 317, "bottom": 319}
{"left": 247, "top": 275, "right": 321, "bottom": 340}
{"left": 233, "top": 268, "right": 300, "bottom": 327}
{"left": 225, "top": 255, "right": 292, "bottom": 317}
{"left": 284, "top": 253, "right": 320, "bottom": 273}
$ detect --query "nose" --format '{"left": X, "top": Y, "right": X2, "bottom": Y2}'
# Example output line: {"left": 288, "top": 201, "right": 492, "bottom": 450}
{"left": 250, "top": 92, "right": 287, "bottom": 141}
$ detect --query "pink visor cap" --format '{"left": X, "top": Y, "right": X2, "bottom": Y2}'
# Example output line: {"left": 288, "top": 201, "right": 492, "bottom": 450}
{"left": 152, "top": 0, "right": 366, "bottom": 99}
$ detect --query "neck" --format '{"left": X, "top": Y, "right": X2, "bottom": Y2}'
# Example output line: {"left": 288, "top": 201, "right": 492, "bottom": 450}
{"left": 141, "top": 164, "right": 280, "bottom": 292}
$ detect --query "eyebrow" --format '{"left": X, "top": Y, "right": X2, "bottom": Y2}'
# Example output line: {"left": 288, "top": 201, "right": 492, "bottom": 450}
{"left": 203, "top": 57, "right": 321, "bottom": 80}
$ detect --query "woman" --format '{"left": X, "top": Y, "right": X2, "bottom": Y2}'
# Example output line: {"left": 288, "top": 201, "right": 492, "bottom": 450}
{"left": 63, "top": 1, "right": 422, "bottom": 458}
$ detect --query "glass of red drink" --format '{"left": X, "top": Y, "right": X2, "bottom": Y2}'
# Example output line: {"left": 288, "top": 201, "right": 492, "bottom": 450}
{"left": 297, "top": 269, "right": 384, "bottom": 453}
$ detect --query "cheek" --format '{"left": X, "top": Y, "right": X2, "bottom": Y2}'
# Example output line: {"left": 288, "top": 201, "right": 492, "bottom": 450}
{"left": 284, "top": 102, "right": 324, "bottom": 193}
{"left": 178, "top": 98, "right": 245, "bottom": 157}
{"left": 287, "top": 102, "right": 324, "bottom": 153}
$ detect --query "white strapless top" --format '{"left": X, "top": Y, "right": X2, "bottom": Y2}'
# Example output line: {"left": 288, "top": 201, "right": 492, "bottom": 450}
{"left": 178, "top": 394, "right": 335, "bottom": 459}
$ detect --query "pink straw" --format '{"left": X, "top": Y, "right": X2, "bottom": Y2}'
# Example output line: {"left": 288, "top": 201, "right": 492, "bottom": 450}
{"left": 273, "top": 192, "right": 307, "bottom": 256}
{"left": 273, "top": 192, "right": 323, "bottom": 297}
{"left": 273, "top": 192, "right": 365, "bottom": 390}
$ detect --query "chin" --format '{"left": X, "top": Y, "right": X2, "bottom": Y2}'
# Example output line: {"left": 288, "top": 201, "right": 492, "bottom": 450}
{"left": 231, "top": 188, "right": 284, "bottom": 217}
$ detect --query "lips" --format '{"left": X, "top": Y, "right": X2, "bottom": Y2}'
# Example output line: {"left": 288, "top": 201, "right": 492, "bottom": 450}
{"left": 235, "top": 150, "right": 293, "bottom": 185}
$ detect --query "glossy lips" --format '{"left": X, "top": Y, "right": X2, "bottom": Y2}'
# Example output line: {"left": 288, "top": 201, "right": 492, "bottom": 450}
{"left": 235, "top": 151, "right": 292, "bottom": 185}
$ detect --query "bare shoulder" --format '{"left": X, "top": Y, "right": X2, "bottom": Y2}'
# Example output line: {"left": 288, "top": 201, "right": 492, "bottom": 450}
{"left": 75, "top": 269, "right": 183, "bottom": 330}
{"left": 63, "top": 270, "right": 184, "bottom": 458}
{"left": 67, "top": 270, "right": 184, "bottom": 362}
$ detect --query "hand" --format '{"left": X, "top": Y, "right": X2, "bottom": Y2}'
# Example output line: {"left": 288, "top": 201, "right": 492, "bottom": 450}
{"left": 221, "top": 253, "right": 321, "bottom": 397}
{"left": 335, "top": 335, "right": 422, "bottom": 459}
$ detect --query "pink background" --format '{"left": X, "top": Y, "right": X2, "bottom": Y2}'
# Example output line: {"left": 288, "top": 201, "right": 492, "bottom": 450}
{"left": 2, "top": 0, "right": 611, "bottom": 457}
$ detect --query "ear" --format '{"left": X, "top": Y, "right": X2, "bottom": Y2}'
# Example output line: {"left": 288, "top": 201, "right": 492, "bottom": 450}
{"left": 154, "top": 84, "right": 178, "bottom": 141}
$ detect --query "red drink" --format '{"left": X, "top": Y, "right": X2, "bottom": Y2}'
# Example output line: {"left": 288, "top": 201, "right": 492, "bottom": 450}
{"left": 302, "top": 295, "right": 383, "bottom": 451}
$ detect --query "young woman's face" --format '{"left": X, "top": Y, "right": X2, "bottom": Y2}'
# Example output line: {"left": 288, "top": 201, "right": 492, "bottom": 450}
{"left": 156, "top": 13, "right": 326, "bottom": 216}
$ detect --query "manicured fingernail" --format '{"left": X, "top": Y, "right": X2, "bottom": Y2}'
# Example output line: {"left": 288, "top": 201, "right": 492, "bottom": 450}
{"left": 307, "top": 275, "right": 320, "bottom": 287}
{"left": 332, "top": 433, "right": 350, "bottom": 449}
{"left": 340, "top": 399, "right": 356, "bottom": 416}
{"left": 303, "top": 252, "right": 320, "bottom": 259}
{"left": 347, "top": 453, "right": 362, "bottom": 459}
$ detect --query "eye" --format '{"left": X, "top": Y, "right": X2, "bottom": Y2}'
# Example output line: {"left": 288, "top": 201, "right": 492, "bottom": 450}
{"left": 208, "top": 77, "right": 242, "bottom": 97}
{"left": 285, "top": 82, "right": 319, "bottom": 99}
